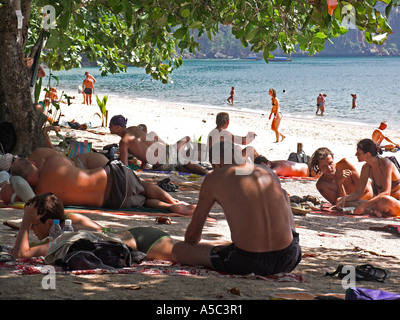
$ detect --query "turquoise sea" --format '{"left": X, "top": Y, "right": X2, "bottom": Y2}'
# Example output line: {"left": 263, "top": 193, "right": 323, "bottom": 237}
{"left": 49, "top": 57, "right": 400, "bottom": 128}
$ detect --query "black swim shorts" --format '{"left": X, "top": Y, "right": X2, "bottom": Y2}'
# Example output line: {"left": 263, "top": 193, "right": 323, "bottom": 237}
{"left": 210, "top": 230, "right": 301, "bottom": 276}
{"left": 84, "top": 88, "right": 93, "bottom": 95}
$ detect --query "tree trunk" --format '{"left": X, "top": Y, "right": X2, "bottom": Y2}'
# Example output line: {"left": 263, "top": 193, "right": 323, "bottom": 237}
{"left": 0, "top": 0, "right": 45, "bottom": 156}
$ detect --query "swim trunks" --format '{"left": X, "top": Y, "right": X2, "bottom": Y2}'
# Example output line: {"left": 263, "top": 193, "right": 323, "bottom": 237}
{"left": 103, "top": 160, "right": 146, "bottom": 209}
{"left": 83, "top": 88, "right": 93, "bottom": 95}
{"left": 128, "top": 227, "right": 170, "bottom": 254}
{"left": 210, "top": 229, "right": 301, "bottom": 276}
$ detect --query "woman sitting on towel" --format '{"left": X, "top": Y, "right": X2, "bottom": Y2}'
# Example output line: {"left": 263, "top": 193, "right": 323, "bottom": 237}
{"left": 337, "top": 139, "right": 400, "bottom": 217}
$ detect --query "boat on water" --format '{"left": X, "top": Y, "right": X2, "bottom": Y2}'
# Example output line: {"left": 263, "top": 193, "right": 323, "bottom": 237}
{"left": 268, "top": 56, "right": 292, "bottom": 62}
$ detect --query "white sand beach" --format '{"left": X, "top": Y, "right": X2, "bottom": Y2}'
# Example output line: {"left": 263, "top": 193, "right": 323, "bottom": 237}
{"left": 0, "top": 90, "right": 399, "bottom": 301}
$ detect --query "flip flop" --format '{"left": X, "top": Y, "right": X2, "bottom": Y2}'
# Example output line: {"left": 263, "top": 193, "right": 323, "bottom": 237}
{"left": 355, "top": 264, "right": 391, "bottom": 283}
{"left": 157, "top": 178, "right": 179, "bottom": 192}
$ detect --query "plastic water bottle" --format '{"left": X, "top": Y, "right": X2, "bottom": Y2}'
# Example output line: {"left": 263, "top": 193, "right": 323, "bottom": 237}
{"left": 62, "top": 219, "right": 74, "bottom": 233}
{"left": 49, "top": 219, "right": 62, "bottom": 248}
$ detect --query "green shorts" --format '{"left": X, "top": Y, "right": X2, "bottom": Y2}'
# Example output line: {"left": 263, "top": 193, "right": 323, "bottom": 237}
{"left": 128, "top": 227, "right": 170, "bottom": 254}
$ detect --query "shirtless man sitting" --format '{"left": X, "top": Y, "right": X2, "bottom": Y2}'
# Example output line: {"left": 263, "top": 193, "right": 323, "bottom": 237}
{"left": 9, "top": 193, "right": 177, "bottom": 261}
{"left": 207, "top": 112, "right": 259, "bottom": 161}
{"left": 254, "top": 155, "right": 318, "bottom": 178}
{"left": 1, "top": 151, "right": 195, "bottom": 216}
{"left": 172, "top": 140, "right": 301, "bottom": 276}
{"left": 310, "top": 147, "right": 373, "bottom": 205}
{"left": 372, "top": 121, "right": 400, "bottom": 151}
{"left": 108, "top": 115, "right": 208, "bottom": 175}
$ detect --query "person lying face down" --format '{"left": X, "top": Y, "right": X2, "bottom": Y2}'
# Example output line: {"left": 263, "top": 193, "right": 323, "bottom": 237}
{"left": 2, "top": 149, "right": 196, "bottom": 217}
{"left": 9, "top": 192, "right": 177, "bottom": 262}
{"left": 310, "top": 147, "right": 373, "bottom": 206}
{"left": 254, "top": 155, "right": 317, "bottom": 178}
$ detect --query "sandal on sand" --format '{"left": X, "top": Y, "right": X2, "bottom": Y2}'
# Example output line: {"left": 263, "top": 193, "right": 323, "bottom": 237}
{"left": 326, "top": 264, "right": 391, "bottom": 283}
{"left": 157, "top": 178, "right": 178, "bottom": 192}
{"left": 290, "top": 203, "right": 311, "bottom": 216}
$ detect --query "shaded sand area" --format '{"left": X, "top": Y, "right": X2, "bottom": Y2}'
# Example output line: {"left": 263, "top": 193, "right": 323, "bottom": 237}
{"left": 1, "top": 92, "right": 399, "bottom": 300}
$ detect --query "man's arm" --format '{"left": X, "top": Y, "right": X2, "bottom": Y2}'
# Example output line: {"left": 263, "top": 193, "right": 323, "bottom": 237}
{"left": 118, "top": 140, "right": 129, "bottom": 165}
{"left": 184, "top": 176, "right": 216, "bottom": 243}
{"left": 12, "top": 205, "right": 49, "bottom": 258}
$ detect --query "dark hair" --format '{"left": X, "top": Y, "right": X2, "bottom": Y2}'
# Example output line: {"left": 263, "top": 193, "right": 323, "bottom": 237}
{"left": 109, "top": 115, "right": 127, "bottom": 128}
{"left": 10, "top": 158, "right": 34, "bottom": 179}
{"left": 310, "top": 147, "right": 334, "bottom": 174}
{"left": 216, "top": 112, "right": 229, "bottom": 127}
{"left": 357, "top": 138, "right": 378, "bottom": 156}
{"left": 254, "top": 155, "right": 270, "bottom": 166}
{"left": 26, "top": 193, "right": 65, "bottom": 224}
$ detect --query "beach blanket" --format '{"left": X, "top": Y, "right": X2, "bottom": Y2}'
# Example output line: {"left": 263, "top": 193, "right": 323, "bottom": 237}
{"left": 0, "top": 257, "right": 303, "bottom": 283}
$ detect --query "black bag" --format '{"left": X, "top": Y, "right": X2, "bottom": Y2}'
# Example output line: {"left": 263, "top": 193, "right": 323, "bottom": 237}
{"left": 287, "top": 150, "right": 310, "bottom": 164}
{"left": 59, "top": 239, "right": 146, "bottom": 271}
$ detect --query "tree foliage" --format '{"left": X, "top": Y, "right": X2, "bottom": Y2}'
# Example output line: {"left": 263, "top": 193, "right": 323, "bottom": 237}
{"left": 27, "top": 0, "right": 398, "bottom": 83}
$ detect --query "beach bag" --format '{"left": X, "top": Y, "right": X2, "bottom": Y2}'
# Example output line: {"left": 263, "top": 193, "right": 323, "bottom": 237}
{"left": 287, "top": 150, "right": 310, "bottom": 164}
{"left": 67, "top": 139, "right": 92, "bottom": 158}
{"left": 59, "top": 239, "right": 146, "bottom": 271}
{"left": 346, "top": 287, "right": 400, "bottom": 300}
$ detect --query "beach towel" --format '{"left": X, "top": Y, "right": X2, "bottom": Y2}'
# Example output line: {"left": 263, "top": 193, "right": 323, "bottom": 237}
{"left": 346, "top": 287, "right": 400, "bottom": 300}
{"left": 67, "top": 139, "right": 92, "bottom": 158}
{"left": 0, "top": 257, "right": 303, "bottom": 283}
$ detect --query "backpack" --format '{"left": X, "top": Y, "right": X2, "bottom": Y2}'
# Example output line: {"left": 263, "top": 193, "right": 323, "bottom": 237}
{"left": 58, "top": 239, "right": 146, "bottom": 271}
{"left": 287, "top": 150, "right": 310, "bottom": 164}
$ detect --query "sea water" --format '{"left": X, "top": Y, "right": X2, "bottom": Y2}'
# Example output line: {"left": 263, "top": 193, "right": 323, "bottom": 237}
{"left": 48, "top": 56, "right": 400, "bottom": 128}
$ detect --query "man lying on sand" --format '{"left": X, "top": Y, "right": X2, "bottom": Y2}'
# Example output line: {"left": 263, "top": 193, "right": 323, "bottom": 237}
{"left": 172, "top": 140, "right": 301, "bottom": 276}
{"left": 10, "top": 192, "right": 176, "bottom": 261}
{"left": 1, "top": 149, "right": 195, "bottom": 216}
{"left": 207, "top": 112, "right": 259, "bottom": 161}
{"left": 372, "top": 121, "right": 400, "bottom": 152}
{"left": 254, "top": 155, "right": 318, "bottom": 178}
{"left": 310, "top": 147, "right": 373, "bottom": 206}
{"left": 108, "top": 115, "right": 208, "bottom": 175}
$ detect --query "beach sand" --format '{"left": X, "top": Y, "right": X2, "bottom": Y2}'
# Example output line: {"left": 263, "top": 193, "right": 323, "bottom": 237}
{"left": 1, "top": 90, "right": 399, "bottom": 301}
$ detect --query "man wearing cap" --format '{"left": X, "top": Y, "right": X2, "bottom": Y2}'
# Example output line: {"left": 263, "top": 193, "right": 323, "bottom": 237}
{"left": 109, "top": 115, "right": 208, "bottom": 175}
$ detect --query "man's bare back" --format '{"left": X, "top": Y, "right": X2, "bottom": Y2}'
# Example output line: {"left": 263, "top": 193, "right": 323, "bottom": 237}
{"left": 187, "top": 163, "right": 295, "bottom": 252}
{"left": 119, "top": 126, "right": 154, "bottom": 165}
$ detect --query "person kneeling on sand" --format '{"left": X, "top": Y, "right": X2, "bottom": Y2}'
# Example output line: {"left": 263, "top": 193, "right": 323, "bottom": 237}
{"left": 310, "top": 147, "right": 373, "bottom": 206}
{"left": 1, "top": 151, "right": 195, "bottom": 216}
{"left": 109, "top": 115, "right": 208, "bottom": 175}
{"left": 172, "top": 140, "right": 301, "bottom": 276}
{"left": 9, "top": 192, "right": 177, "bottom": 261}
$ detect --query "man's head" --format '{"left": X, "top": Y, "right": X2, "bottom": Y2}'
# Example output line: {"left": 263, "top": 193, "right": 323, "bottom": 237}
{"left": 216, "top": 112, "right": 229, "bottom": 129}
{"left": 10, "top": 158, "right": 38, "bottom": 186}
{"left": 109, "top": 115, "right": 128, "bottom": 135}
{"left": 379, "top": 121, "right": 388, "bottom": 130}
{"left": 26, "top": 193, "right": 65, "bottom": 240}
{"left": 310, "top": 147, "right": 335, "bottom": 175}
{"left": 137, "top": 124, "right": 148, "bottom": 134}
{"left": 254, "top": 155, "right": 271, "bottom": 167}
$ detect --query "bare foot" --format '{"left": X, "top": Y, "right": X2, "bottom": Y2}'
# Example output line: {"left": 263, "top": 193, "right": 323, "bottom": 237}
{"left": 169, "top": 203, "right": 196, "bottom": 216}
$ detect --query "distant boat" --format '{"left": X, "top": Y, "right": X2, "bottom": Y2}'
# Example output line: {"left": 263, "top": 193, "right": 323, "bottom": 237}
{"left": 268, "top": 56, "right": 292, "bottom": 62}
{"left": 245, "top": 55, "right": 262, "bottom": 60}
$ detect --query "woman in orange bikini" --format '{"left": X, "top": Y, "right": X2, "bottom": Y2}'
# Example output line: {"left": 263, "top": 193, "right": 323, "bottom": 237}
{"left": 268, "top": 88, "right": 285, "bottom": 143}
{"left": 337, "top": 139, "right": 400, "bottom": 217}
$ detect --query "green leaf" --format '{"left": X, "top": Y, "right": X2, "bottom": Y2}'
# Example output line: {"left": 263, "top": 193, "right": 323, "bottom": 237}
{"left": 173, "top": 27, "right": 187, "bottom": 39}
{"left": 190, "top": 21, "right": 202, "bottom": 29}
{"left": 315, "top": 32, "right": 327, "bottom": 39}
{"left": 180, "top": 8, "right": 190, "bottom": 18}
